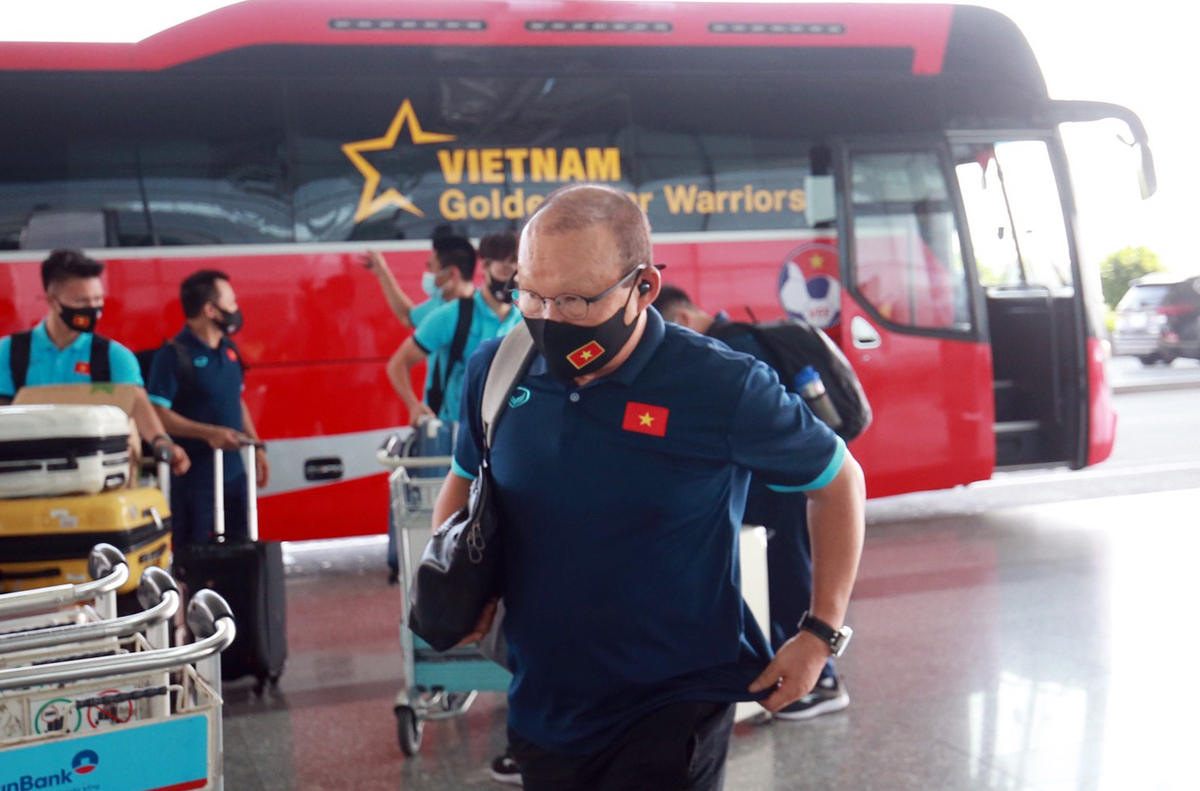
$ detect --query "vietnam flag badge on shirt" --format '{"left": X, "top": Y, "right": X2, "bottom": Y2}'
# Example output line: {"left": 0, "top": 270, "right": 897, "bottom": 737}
{"left": 622, "top": 401, "right": 669, "bottom": 437}
{"left": 74, "top": 361, "right": 91, "bottom": 375}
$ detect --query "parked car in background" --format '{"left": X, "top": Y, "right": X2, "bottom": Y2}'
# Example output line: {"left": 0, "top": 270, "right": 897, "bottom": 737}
{"left": 1112, "top": 274, "right": 1190, "bottom": 364}
{"left": 1155, "top": 275, "right": 1200, "bottom": 363}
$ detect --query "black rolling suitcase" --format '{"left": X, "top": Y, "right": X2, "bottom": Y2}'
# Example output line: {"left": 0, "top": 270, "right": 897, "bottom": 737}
{"left": 174, "top": 445, "right": 287, "bottom": 692}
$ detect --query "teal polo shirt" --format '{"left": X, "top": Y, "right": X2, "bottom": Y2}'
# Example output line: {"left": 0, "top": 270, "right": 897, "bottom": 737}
{"left": 0, "top": 321, "right": 143, "bottom": 398}
{"left": 452, "top": 308, "right": 846, "bottom": 754}
{"left": 412, "top": 290, "right": 522, "bottom": 422}
{"left": 409, "top": 294, "right": 445, "bottom": 328}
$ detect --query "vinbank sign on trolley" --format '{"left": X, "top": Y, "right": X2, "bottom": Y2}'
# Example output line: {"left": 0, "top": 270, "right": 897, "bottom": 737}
{"left": 342, "top": 99, "right": 809, "bottom": 224}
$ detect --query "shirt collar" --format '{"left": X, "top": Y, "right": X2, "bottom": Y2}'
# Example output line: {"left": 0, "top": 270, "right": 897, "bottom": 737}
{"left": 179, "top": 325, "right": 225, "bottom": 352}
{"left": 33, "top": 320, "right": 91, "bottom": 352}
{"left": 528, "top": 307, "right": 666, "bottom": 386}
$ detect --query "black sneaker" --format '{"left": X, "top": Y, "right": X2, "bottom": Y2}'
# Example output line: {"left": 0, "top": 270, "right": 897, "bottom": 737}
{"left": 490, "top": 747, "right": 523, "bottom": 786}
{"left": 774, "top": 674, "right": 849, "bottom": 721}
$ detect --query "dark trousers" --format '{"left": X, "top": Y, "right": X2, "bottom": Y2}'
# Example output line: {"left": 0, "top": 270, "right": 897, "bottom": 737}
{"left": 509, "top": 702, "right": 735, "bottom": 791}
{"left": 750, "top": 487, "right": 836, "bottom": 680}
{"left": 171, "top": 474, "right": 249, "bottom": 546}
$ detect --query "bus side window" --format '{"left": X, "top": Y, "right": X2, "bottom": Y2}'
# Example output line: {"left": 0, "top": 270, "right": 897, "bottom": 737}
{"left": 850, "top": 151, "right": 971, "bottom": 331}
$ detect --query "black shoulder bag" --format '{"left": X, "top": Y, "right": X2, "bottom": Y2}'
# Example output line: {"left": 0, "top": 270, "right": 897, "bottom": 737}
{"left": 407, "top": 323, "right": 534, "bottom": 652}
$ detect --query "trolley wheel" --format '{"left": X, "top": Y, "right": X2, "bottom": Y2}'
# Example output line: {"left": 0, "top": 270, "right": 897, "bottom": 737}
{"left": 396, "top": 705, "right": 424, "bottom": 756}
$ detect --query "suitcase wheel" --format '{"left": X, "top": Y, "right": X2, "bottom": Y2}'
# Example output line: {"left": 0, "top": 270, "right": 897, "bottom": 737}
{"left": 395, "top": 705, "right": 424, "bottom": 756}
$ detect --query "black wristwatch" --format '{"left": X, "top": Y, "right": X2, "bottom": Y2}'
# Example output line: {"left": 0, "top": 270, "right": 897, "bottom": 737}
{"left": 797, "top": 611, "right": 853, "bottom": 657}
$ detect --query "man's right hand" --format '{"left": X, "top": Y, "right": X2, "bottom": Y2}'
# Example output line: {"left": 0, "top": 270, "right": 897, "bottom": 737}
{"left": 454, "top": 598, "right": 499, "bottom": 648}
{"left": 363, "top": 249, "right": 387, "bottom": 275}
{"left": 408, "top": 402, "right": 437, "bottom": 428}
{"left": 206, "top": 426, "right": 246, "bottom": 451}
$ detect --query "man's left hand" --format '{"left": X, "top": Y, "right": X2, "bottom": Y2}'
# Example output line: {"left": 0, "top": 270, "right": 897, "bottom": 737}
{"left": 748, "top": 630, "right": 831, "bottom": 712}
{"left": 255, "top": 446, "right": 270, "bottom": 489}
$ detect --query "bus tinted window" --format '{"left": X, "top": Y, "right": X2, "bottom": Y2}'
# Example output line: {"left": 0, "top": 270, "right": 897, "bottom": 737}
{"left": 0, "top": 76, "right": 147, "bottom": 250}
{"left": 629, "top": 77, "right": 815, "bottom": 233}
{"left": 851, "top": 151, "right": 970, "bottom": 330}
{"left": 290, "top": 75, "right": 634, "bottom": 243}
{"left": 0, "top": 74, "right": 289, "bottom": 250}
{"left": 134, "top": 77, "right": 291, "bottom": 246}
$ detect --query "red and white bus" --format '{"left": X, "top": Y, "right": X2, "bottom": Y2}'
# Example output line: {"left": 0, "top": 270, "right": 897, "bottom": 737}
{"left": 0, "top": 1, "right": 1155, "bottom": 540}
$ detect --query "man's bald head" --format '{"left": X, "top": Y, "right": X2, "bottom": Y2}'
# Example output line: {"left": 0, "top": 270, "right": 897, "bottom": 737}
{"left": 523, "top": 184, "right": 652, "bottom": 275}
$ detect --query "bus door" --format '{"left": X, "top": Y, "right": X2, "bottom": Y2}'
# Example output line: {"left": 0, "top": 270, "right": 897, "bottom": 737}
{"left": 950, "top": 139, "right": 1089, "bottom": 470}
{"left": 839, "top": 145, "right": 994, "bottom": 497}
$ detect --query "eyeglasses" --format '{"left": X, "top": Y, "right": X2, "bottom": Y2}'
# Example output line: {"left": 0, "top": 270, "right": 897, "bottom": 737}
{"left": 514, "top": 264, "right": 647, "bottom": 321}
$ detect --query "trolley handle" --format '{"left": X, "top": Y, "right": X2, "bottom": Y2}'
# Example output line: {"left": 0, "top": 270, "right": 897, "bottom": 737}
{"left": 0, "top": 568, "right": 179, "bottom": 654}
{"left": 376, "top": 452, "right": 455, "bottom": 471}
{"left": 0, "top": 590, "right": 236, "bottom": 692}
{"left": 0, "top": 544, "right": 129, "bottom": 618}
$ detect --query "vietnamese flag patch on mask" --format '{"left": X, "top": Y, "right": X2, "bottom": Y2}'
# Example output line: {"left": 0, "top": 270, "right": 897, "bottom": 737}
{"left": 622, "top": 401, "right": 669, "bottom": 437}
{"left": 567, "top": 340, "right": 605, "bottom": 370}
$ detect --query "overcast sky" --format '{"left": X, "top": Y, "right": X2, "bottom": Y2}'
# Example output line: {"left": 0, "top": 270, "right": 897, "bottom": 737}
{"left": 6, "top": 0, "right": 1196, "bottom": 274}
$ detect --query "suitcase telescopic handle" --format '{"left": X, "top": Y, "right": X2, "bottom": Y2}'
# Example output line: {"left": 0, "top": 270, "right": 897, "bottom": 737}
{"left": 212, "top": 442, "right": 258, "bottom": 542}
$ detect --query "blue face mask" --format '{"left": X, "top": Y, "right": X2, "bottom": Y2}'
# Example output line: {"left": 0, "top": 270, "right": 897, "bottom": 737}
{"left": 421, "top": 271, "right": 439, "bottom": 297}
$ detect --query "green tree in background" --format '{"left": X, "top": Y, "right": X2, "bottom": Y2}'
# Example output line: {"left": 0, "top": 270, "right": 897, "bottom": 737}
{"left": 1100, "top": 246, "right": 1164, "bottom": 309}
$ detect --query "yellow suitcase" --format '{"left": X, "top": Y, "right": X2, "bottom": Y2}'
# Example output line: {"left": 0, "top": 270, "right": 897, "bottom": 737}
{"left": 0, "top": 487, "right": 172, "bottom": 594}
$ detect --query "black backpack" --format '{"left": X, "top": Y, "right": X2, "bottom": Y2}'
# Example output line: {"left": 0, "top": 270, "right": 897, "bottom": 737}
{"left": 709, "top": 318, "right": 872, "bottom": 442}
{"left": 9, "top": 330, "right": 112, "bottom": 390}
{"left": 136, "top": 337, "right": 244, "bottom": 409}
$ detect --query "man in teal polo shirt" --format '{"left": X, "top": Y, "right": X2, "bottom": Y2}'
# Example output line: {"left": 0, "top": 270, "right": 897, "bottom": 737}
{"left": 386, "top": 234, "right": 522, "bottom": 425}
{"left": 0, "top": 249, "right": 189, "bottom": 476}
{"left": 439, "top": 185, "right": 865, "bottom": 791}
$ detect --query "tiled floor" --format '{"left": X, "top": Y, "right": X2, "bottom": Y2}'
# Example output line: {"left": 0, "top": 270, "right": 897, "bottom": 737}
{"left": 221, "top": 487, "right": 1199, "bottom": 790}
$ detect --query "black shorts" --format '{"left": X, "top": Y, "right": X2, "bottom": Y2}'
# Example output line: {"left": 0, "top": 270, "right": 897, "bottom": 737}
{"left": 509, "top": 701, "right": 736, "bottom": 791}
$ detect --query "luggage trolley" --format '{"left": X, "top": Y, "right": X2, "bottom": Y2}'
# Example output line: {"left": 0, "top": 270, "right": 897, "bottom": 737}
{"left": 0, "top": 566, "right": 237, "bottom": 790}
{"left": 378, "top": 434, "right": 511, "bottom": 756}
{"left": 0, "top": 544, "right": 128, "bottom": 640}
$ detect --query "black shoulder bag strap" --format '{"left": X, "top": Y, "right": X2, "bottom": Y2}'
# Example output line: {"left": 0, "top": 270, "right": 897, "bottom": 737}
{"left": 426, "top": 297, "right": 476, "bottom": 416}
{"left": 89, "top": 335, "right": 112, "bottom": 383}
{"left": 9, "top": 330, "right": 32, "bottom": 392}
{"left": 167, "top": 340, "right": 198, "bottom": 405}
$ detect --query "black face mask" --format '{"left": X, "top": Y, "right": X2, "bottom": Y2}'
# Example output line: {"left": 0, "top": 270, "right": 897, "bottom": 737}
{"left": 525, "top": 293, "right": 640, "bottom": 381}
{"left": 58, "top": 304, "right": 102, "bottom": 334}
{"left": 487, "top": 276, "right": 514, "bottom": 304}
{"left": 211, "top": 305, "right": 244, "bottom": 336}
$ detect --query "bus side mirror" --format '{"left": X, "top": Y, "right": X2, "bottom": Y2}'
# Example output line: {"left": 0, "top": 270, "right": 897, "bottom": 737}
{"left": 1135, "top": 142, "right": 1157, "bottom": 201}
{"left": 1048, "top": 100, "right": 1157, "bottom": 200}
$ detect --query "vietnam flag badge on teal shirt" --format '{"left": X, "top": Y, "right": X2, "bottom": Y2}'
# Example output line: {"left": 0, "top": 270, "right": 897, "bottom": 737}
{"left": 622, "top": 401, "right": 669, "bottom": 437}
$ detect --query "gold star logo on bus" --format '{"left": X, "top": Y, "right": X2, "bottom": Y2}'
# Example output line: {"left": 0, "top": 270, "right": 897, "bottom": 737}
{"left": 342, "top": 100, "right": 456, "bottom": 222}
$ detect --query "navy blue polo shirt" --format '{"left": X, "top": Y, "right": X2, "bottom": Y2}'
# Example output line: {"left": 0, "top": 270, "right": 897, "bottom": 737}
{"left": 453, "top": 307, "right": 845, "bottom": 754}
{"left": 146, "top": 327, "right": 245, "bottom": 482}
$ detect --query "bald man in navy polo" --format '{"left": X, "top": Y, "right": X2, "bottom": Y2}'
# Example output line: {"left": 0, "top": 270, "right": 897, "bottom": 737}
{"left": 437, "top": 184, "right": 866, "bottom": 791}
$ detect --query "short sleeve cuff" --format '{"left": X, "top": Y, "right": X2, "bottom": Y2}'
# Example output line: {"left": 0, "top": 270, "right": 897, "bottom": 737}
{"left": 451, "top": 457, "right": 477, "bottom": 481}
{"left": 767, "top": 436, "right": 847, "bottom": 493}
{"left": 148, "top": 394, "right": 173, "bottom": 409}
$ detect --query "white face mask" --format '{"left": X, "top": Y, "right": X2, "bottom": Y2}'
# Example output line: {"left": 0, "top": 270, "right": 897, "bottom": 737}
{"left": 421, "top": 271, "right": 439, "bottom": 297}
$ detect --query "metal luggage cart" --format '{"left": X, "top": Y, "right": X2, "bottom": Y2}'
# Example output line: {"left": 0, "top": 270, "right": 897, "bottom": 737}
{"left": 0, "top": 543, "right": 128, "bottom": 642}
{"left": 378, "top": 438, "right": 511, "bottom": 756}
{"left": 0, "top": 575, "right": 236, "bottom": 790}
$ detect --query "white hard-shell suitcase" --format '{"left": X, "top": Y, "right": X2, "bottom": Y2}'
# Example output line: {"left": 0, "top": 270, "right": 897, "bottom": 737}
{"left": 0, "top": 404, "right": 131, "bottom": 498}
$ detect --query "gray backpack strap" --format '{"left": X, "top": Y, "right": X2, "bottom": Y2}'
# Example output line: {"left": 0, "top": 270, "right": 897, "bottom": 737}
{"left": 480, "top": 323, "right": 535, "bottom": 449}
